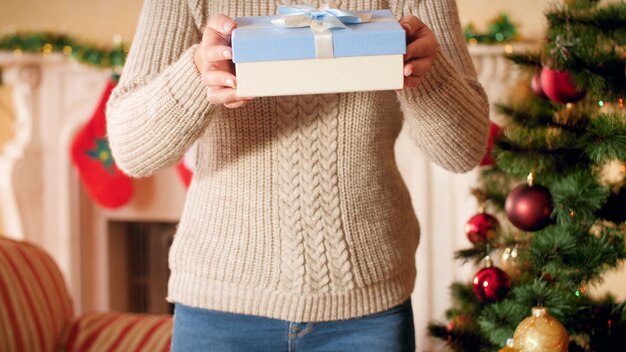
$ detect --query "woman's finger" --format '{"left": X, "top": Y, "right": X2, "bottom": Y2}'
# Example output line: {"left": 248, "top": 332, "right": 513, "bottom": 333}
{"left": 201, "top": 70, "right": 237, "bottom": 88}
{"left": 202, "top": 44, "right": 233, "bottom": 63}
{"left": 399, "top": 15, "right": 427, "bottom": 41}
{"left": 204, "top": 14, "right": 237, "bottom": 45}
{"left": 203, "top": 60, "right": 236, "bottom": 77}
{"left": 206, "top": 86, "right": 253, "bottom": 106}
{"left": 404, "top": 75, "right": 422, "bottom": 89}
{"left": 206, "top": 86, "right": 239, "bottom": 105}
{"left": 405, "top": 35, "right": 438, "bottom": 61}
{"left": 403, "top": 58, "right": 434, "bottom": 79}
{"left": 224, "top": 99, "right": 253, "bottom": 109}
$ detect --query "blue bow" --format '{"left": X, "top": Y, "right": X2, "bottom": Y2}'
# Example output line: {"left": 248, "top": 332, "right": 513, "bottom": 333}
{"left": 272, "top": 5, "right": 372, "bottom": 32}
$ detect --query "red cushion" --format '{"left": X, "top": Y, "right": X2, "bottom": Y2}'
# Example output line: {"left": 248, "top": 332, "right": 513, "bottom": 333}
{"left": 64, "top": 312, "right": 172, "bottom": 352}
{"left": 0, "top": 237, "right": 74, "bottom": 352}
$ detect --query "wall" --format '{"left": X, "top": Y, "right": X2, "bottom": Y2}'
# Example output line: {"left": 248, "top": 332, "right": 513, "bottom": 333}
{"left": 0, "top": 0, "right": 143, "bottom": 45}
{"left": 0, "top": 86, "right": 13, "bottom": 148}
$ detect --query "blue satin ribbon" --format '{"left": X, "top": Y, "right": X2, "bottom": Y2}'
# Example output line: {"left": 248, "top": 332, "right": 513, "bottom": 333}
{"left": 272, "top": 5, "right": 373, "bottom": 32}
{"left": 270, "top": 5, "right": 373, "bottom": 59}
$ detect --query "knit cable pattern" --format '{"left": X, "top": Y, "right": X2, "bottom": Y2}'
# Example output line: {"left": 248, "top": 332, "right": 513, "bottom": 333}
{"left": 276, "top": 95, "right": 307, "bottom": 293}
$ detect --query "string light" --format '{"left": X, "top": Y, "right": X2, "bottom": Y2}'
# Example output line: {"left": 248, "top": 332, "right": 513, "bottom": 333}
{"left": 13, "top": 48, "right": 22, "bottom": 57}
{"left": 598, "top": 100, "right": 605, "bottom": 107}
{"left": 504, "top": 44, "right": 514, "bottom": 54}
{"left": 464, "top": 13, "right": 518, "bottom": 44}
{"left": 42, "top": 43, "right": 53, "bottom": 55}
{"left": 619, "top": 98, "right": 624, "bottom": 108}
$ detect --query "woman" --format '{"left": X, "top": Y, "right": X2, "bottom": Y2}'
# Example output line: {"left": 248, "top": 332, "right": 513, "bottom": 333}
{"left": 106, "top": 0, "right": 489, "bottom": 350}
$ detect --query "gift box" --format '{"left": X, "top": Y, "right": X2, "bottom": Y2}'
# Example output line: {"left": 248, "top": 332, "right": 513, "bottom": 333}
{"left": 231, "top": 6, "right": 406, "bottom": 97}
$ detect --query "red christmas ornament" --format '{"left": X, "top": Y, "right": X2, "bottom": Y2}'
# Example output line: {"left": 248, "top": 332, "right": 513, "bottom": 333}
{"left": 480, "top": 122, "right": 502, "bottom": 166}
{"left": 531, "top": 71, "right": 548, "bottom": 99}
{"left": 505, "top": 182, "right": 554, "bottom": 232}
{"left": 465, "top": 213, "right": 499, "bottom": 244}
{"left": 473, "top": 264, "right": 511, "bottom": 302}
{"left": 539, "top": 67, "right": 587, "bottom": 104}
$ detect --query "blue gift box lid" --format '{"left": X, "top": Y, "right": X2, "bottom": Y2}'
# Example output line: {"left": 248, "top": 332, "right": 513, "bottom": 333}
{"left": 232, "top": 9, "right": 406, "bottom": 63}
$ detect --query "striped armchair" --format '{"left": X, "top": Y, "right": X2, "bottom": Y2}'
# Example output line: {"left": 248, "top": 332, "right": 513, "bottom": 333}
{"left": 0, "top": 237, "right": 172, "bottom": 352}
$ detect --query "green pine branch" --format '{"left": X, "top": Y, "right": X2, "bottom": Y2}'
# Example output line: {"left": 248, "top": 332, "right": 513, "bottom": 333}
{"left": 495, "top": 100, "right": 562, "bottom": 129}
{"left": 546, "top": 3, "right": 626, "bottom": 43}
{"left": 428, "top": 323, "right": 491, "bottom": 352}
{"left": 551, "top": 171, "right": 610, "bottom": 226}
{"left": 479, "top": 167, "right": 518, "bottom": 211}
{"left": 492, "top": 107, "right": 626, "bottom": 178}
{"left": 529, "top": 225, "right": 625, "bottom": 286}
{"left": 558, "top": 52, "right": 626, "bottom": 99}
{"left": 504, "top": 51, "right": 542, "bottom": 69}
{"left": 450, "top": 282, "right": 484, "bottom": 317}
{"left": 494, "top": 142, "right": 584, "bottom": 180}
{"left": 580, "top": 113, "right": 626, "bottom": 163}
{"left": 454, "top": 245, "right": 489, "bottom": 264}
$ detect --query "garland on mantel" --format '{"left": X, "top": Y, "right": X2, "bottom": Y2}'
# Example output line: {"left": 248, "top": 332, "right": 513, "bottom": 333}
{"left": 0, "top": 32, "right": 127, "bottom": 69}
{"left": 464, "top": 13, "right": 520, "bottom": 44}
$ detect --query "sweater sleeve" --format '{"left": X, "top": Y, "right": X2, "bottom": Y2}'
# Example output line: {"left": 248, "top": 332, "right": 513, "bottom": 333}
{"left": 392, "top": 0, "right": 490, "bottom": 173}
{"left": 105, "top": 0, "right": 214, "bottom": 178}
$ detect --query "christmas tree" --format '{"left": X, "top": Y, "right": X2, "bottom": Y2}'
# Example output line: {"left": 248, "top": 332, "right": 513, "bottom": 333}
{"left": 428, "top": 1, "right": 626, "bottom": 351}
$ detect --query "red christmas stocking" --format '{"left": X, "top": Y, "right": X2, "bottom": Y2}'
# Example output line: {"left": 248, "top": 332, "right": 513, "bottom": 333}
{"left": 176, "top": 142, "right": 197, "bottom": 189}
{"left": 70, "top": 79, "right": 133, "bottom": 208}
{"left": 479, "top": 122, "right": 502, "bottom": 167}
{"left": 176, "top": 161, "right": 193, "bottom": 189}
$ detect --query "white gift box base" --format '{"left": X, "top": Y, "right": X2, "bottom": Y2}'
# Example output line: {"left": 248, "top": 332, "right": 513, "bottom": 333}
{"left": 235, "top": 54, "right": 404, "bottom": 97}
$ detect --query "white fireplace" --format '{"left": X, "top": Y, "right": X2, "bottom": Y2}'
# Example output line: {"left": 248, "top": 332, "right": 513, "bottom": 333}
{"left": 0, "top": 52, "right": 189, "bottom": 313}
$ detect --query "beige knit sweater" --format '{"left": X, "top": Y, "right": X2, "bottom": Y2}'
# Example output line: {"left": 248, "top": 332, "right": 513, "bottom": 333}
{"left": 106, "top": 0, "right": 489, "bottom": 323}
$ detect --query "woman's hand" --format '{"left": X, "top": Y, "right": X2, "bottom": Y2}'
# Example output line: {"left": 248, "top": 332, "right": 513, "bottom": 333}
{"left": 399, "top": 15, "right": 439, "bottom": 89}
{"left": 194, "top": 14, "right": 254, "bottom": 109}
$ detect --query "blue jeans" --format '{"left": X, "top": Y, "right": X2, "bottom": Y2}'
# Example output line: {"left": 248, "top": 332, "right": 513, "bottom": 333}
{"left": 171, "top": 298, "right": 415, "bottom": 352}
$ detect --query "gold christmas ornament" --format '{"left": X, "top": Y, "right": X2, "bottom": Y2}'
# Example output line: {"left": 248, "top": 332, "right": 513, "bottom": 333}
{"left": 513, "top": 307, "right": 569, "bottom": 352}
{"left": 500, "top": 246, "right": 521, "bottom": 278}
